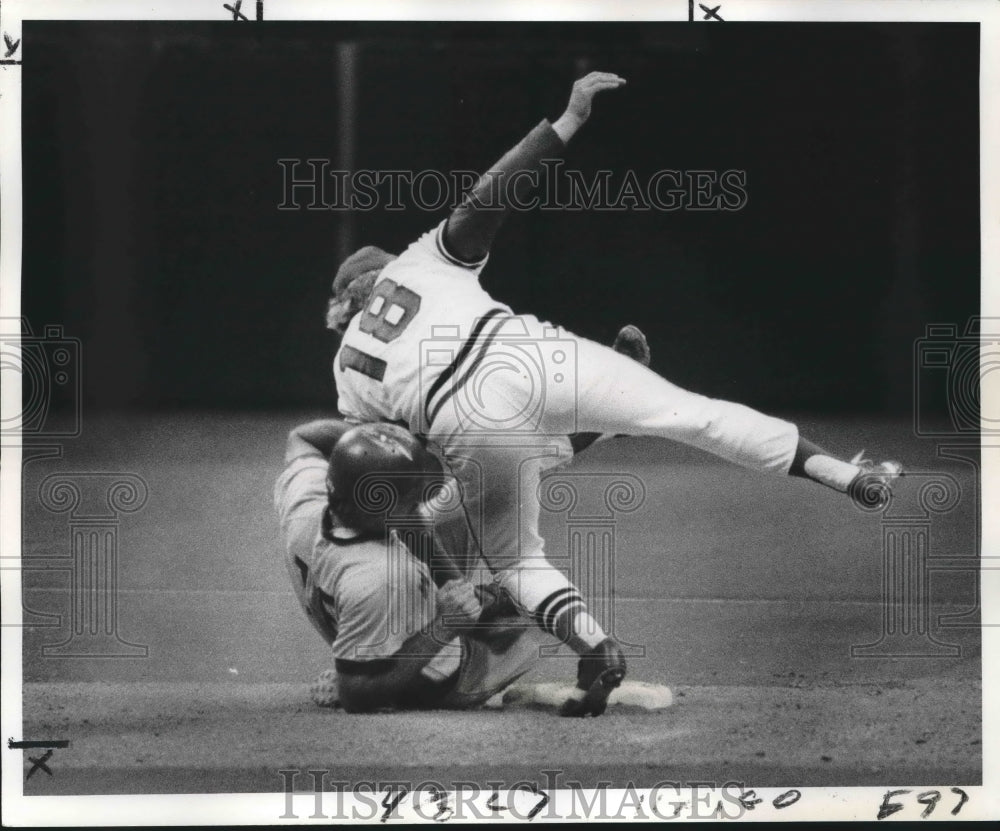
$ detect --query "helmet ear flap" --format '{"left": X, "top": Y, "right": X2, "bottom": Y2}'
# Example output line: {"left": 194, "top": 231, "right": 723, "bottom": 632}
{"left": 417, "top": 441, "right": 448, "bottom": 500}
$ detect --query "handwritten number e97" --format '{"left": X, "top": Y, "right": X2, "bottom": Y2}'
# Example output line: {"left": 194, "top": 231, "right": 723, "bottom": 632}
{"left": 877, "top": 787, "right": 968, "bottom": 820}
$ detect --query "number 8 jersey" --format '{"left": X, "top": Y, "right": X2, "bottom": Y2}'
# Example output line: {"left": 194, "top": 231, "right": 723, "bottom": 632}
{"left": 334, "top": 220, "right": 512, "bottom": 432}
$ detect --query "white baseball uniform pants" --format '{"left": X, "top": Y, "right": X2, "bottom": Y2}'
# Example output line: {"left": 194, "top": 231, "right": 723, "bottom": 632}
{"left": 427, "top": 315, "right": 799, "bottom": 615}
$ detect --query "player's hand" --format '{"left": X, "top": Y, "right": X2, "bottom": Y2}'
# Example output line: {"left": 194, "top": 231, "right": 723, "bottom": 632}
{"left": 562, "top": 71, "right": 626, "bottom": 126}
{"left": 436, "top": 579, "right": 483, "bottom": 627}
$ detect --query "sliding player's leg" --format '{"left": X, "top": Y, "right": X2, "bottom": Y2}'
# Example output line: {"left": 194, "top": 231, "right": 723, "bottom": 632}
{"left": 442, "top": 625, "right": 550, "bottom": 710}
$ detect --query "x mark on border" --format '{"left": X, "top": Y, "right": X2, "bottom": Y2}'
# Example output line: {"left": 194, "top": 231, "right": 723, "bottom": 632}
{"left": 9, "top": 739, "right": 70, "bottom": 780}
{"left": 223, "top": 1, "right": 249, "bottom": 21}
{"left": 700, "top": 4, "right": 725, "bottom": 21}
{"left": 26, "top": 749, "right": 55, "bottom": 779}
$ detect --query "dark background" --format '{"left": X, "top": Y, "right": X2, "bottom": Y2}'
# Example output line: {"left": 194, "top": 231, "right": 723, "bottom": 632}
{"left": 22, "top": 22, "right": 979, "bottom": 413}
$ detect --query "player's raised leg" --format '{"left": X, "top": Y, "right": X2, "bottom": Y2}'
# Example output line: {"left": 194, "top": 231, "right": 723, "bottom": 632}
{"left": 541, "top": 330, "right": 901, "bottom": 500}
{"left": 569, "top": 324, "right": 651, "bottom": 455}
{"left": 441, "top": 437, "right": 594, "bottom": 647}
{"left": 438, "top": 434, "right": 627, "bottom": 716}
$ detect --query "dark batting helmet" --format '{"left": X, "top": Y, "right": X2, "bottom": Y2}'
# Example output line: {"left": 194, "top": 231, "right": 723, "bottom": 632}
{"left": 327, "top": 423, "right": 445, "bottom": 535}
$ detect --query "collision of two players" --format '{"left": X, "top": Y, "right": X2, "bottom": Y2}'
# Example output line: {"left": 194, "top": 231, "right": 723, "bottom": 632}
{"left": 275, "top": 71, "right": 903, "bottom": 717}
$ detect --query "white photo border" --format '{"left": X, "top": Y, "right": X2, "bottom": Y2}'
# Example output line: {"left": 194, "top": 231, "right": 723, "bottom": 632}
{"left": 1, "top": 0, "right": 997, "bottom": 824}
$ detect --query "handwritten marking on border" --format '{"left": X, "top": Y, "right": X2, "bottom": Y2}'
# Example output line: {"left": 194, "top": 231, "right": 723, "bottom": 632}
{"left": 8, "top": 739, "right": 71, "bottom": 780}
{"left": 223, "top": 0, "right": 249, "bottom": 21}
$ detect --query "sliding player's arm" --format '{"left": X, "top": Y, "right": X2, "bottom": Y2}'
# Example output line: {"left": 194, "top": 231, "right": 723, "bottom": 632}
{"left": 442, "top": 71, "right": 626, "bottom": 265}
{"left": 284, "top": 418, "right": 353, "bottom": 464}
{"left": 334, "top": 579, "right": 481, "bottom": 713}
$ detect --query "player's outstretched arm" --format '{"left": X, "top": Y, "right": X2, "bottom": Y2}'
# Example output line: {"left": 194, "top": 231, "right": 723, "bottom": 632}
{"left": 334, "top": 580, "right": 482, "bottom": 713}
{"left": 443, "top": 71, "right": 626, "bottom": 265}
{"left": 551, "top": 71, "right": 627, "bottom": 143}
{"left": 334, "top": 626, "right": 452, "bottom": 713}
{"left": 285, "top": 418, "right": 352, "bottom": 463}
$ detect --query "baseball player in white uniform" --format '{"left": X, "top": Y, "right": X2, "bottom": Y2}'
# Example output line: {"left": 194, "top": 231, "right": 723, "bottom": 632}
{"left": 327, "top": 72, "right": 903, "bottom": 716}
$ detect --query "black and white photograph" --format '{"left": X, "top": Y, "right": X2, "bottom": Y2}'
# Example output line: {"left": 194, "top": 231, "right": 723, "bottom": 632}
{"left": 1, "top": 0, "right": 997, "bottom": 824}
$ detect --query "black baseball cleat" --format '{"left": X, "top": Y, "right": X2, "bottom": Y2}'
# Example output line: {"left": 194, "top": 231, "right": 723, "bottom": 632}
{"left": 559, "top": 638, "right": 627, "bottom": 717}
{"left": 570, "top": 325, "right": 651, "bottom": 456}
{"left": 847, "top": 451, "right": 904, "bottom": 510}
{"left": 612, "top": 324, "right": 651, "bottom": 367}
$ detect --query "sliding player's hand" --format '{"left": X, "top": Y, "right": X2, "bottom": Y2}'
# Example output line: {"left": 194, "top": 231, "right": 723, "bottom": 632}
{"left": 436, "top": 578, "right": 483, "bottom": 628}
{"left": 562, "top": 71, "right": 626, "bottom": 126}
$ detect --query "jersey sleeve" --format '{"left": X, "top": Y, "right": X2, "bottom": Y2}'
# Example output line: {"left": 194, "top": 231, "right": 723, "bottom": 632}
{"left": 401, "top": 219, "right": 490, "bottom": 277}
{"left": 324, "top": 538, "right": 437, "bottom": 662}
